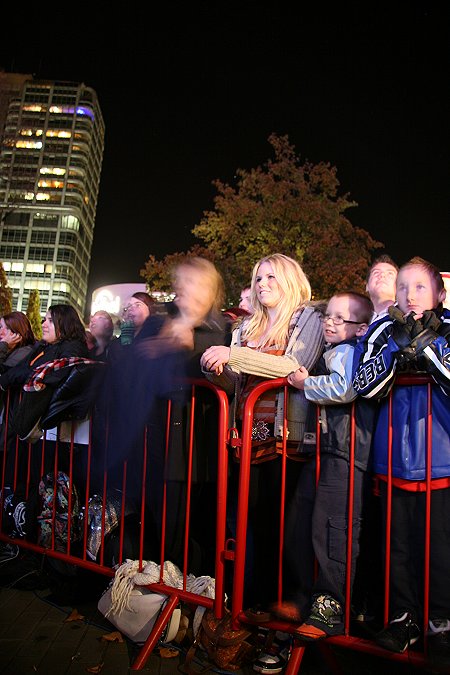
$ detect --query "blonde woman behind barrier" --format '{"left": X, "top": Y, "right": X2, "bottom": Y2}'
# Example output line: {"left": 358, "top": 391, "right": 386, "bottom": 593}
{"left": 201, "top": 253, "right": 325, "bottom": 610}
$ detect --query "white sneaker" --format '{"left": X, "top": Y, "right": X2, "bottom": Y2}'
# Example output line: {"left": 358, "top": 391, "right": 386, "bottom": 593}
{"left": 253, "top": 648, "right": 288, "bottom": 674}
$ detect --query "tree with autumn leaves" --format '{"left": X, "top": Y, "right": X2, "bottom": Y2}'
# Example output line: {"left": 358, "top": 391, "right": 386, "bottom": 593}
{"left": 0, "top": 262, "right": 12, "bottom": 316}
{"left": 26, "top": 288, "right": 42, "bottom": 340}
{"left": 141, "top": 134, "right": 383, "bottom": 304}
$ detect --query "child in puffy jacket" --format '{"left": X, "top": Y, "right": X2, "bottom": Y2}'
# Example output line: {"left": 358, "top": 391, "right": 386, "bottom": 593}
{"left": 352, "top": 257, "right": 450, "bottom": 666}
{"left": 284, "top": 291, "right": 375, "bottom": 641}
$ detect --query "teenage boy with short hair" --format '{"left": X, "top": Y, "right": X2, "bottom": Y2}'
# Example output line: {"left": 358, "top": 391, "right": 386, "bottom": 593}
{"left": 366, "top": 254, "right": 398, "bottom": 319}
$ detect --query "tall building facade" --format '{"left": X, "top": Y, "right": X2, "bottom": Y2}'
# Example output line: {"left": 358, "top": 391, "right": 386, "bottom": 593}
{"left": 0, "top": 73, "right": 105, "bottom": 316}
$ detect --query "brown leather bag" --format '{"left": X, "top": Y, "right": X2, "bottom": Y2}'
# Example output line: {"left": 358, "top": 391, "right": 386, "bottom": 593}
{"left": 182, "top": 607, "right": 256, "bottom": 673}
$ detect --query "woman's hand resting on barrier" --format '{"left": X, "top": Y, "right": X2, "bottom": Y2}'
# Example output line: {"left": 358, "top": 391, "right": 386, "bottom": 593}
{"left": 201, "top": 345, "right": 231, "bottom": 376}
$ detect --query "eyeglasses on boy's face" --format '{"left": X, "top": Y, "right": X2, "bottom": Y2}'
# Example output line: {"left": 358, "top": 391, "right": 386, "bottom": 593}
{"left": 321, "top": 314, "right": 361, "bottom": 325}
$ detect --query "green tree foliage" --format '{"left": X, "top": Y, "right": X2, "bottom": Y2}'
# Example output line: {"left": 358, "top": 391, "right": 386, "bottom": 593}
{"left": 141, "top": 134, "right": 383, "bottom": 304}
{"left": 26, "top": 288, "right": 42, "bottom": 339}
{"left": 140, "top": 245, "right": 215, "bottom": 295}
{"left": 0, "top": 262, "right": 12, "bottom": 315}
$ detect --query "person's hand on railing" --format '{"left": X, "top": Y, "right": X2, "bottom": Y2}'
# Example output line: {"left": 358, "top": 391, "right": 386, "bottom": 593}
{"left": 287, "top": 365, "right": 309, "bottom": 390}
{"left": 201, "top": 345, "right": 231, "bottom": 376}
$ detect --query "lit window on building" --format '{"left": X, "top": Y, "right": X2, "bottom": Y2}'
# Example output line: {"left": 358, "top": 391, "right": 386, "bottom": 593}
{"left": 53, "top": 282, "right": 70, "bottom": 293}
{"left": 45, "top": 130, "right": 71, "bottom": 139}
{"left": 40, "top": 167, "right": 66, "bottom": 176}
{"left": 15, "top": 140, "right": 43, "bottom": 149}
{"left": 61, "top": 215, "right": 79, "bottom": 231}
{"left": 26, "top": 263, "right": 45, "bottom": 273}
{"left": 38, "top": 180, "right": 64, "bottom": 189}
{"left": 24, "top": 280, "right": 51, "bottom": 291}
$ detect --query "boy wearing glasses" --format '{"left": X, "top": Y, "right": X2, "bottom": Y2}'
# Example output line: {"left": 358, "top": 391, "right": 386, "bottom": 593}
{"left": 282, "top": 291, "right": 376, "bottom": 641}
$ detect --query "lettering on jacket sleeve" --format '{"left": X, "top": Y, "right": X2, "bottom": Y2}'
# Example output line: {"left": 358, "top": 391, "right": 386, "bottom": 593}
{"left": 353, "top": 354, "right": 386, "bottom": 392}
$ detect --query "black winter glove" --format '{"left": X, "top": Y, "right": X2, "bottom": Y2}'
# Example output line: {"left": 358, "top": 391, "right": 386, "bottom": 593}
{"left": 409, "top": 310, "right": 441, "bottom": 355}
{"left": 388, "top": 306, "right": 416, "bottom": 351}
{"left": 409, "top": 309, "right": 442, "bottom": 339}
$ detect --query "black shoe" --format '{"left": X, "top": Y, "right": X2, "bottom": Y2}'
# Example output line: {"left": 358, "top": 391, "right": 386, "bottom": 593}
{"left": 375, "top": 612, "right": 420, "bottom": 653}
{"left": 428, "top": 620, "right": 450, "bottom": 669}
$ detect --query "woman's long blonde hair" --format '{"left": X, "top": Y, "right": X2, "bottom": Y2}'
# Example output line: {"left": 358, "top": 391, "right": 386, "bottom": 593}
{"left": 243, "top": 253, "right": 311, "bottom": 348}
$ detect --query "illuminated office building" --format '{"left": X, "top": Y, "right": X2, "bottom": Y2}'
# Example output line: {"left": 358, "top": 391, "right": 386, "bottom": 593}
{"left": 0, "top": 73, "right": 105, "bottom": 315}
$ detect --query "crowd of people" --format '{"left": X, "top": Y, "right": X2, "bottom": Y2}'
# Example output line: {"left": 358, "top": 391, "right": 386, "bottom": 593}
{"left": 0, "top": 252, "right": 449, "bottom": 671}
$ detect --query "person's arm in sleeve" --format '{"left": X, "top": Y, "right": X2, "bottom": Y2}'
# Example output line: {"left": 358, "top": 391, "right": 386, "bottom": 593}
{"left": 0, "top": 347, "right": 38, "bottom": 389}
{"left": 288, "top": 307, "right": 325, "bottom": 372}
{"left": 352, "top": 317, "right": 401, "bottom": 398}
{"left": 205, "top": 307, "right": 324, "bottom": 379}
{"left": 412, "top": 311, "right": 450, "bottom": 396}
{"left": 421, "top": 336, "right": 450, "bottom": 396}
{"left": 302, "top": 343, "right": 357, "bottom": 404}
{"left": 227, "top": 347, "right": 299, "bottom": 378}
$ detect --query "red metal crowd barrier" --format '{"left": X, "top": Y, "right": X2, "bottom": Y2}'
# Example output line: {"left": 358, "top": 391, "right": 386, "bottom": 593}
{"left": 230, "top": 373, "right": 440, "bottom": 674}
{"left": 0, "top": 378, "right": 231, "bottom": 670}
{"left": 0, "top": 374, "right": 444, "bottom": 672}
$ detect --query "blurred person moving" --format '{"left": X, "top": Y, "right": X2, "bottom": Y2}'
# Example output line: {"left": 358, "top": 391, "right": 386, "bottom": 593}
{"left": 130, "top": 257, "right": 231, "bottom": 575}
{"left": 88, "top": 310, "right": 115, "bottom": 360}
{"left": 201, "top": 253, "right": 324, "bottom": 609}
{"left": 99, "top": 292, "right": 156, "bottom": 491}
{"left": 139, "top": 258, "right": 231, "bottom": 571}
{"left": 100, "top": 257, "right": 230, "bottom": 574}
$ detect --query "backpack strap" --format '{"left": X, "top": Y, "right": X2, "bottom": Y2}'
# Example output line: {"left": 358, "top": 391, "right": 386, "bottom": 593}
{"left": 180, "top": 626, "right": 212, "bottom": 675}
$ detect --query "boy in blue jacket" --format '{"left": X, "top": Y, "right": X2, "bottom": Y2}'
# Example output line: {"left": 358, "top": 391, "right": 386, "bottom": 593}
{"left": 352, "top": 257, "right": 450, "bottom": 665}
{"left": 284, "top": 291, "right": 375, "bottom": 641}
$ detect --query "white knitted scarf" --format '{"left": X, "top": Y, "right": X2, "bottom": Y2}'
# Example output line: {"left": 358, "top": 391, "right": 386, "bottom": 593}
{"left": 107, "top": 559, "right": 216, "bottom": 617}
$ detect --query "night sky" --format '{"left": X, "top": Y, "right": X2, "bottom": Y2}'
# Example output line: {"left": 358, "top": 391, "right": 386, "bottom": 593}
{"left": 1, "top": 3, "right": 449, "bottom": 303}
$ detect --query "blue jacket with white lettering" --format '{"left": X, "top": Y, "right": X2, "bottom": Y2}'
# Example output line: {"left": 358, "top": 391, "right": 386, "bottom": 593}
{"left": 351, "top": 308, "right": 450, "bottom": 480}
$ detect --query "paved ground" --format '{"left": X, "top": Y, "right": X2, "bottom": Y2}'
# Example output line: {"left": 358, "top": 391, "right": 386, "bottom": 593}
{"left": 0, "top": 546, "right": 437, "bottom": 675}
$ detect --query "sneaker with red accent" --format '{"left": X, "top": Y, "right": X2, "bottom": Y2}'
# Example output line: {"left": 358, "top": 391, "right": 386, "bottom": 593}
{"left": 293, "top": 594, "right": 344, "bottom": 642}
